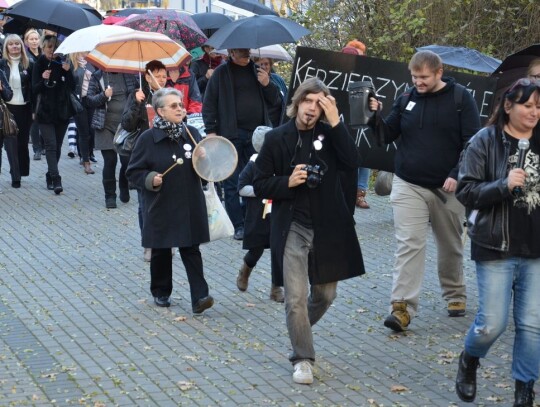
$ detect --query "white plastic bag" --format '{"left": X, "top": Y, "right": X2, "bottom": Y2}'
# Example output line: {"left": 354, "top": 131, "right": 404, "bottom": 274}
{"left": 203, "top": 182, "right": 234, "bottom": 241}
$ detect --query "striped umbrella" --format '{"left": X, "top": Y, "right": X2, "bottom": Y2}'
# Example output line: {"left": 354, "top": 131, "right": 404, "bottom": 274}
{"left": 86, "top": 31, "right": 191, "bottom": 75}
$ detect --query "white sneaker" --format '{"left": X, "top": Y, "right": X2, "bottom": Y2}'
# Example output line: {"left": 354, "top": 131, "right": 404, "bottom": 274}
{"left": 292, "top": 361, "right": 313, "bottom": 384}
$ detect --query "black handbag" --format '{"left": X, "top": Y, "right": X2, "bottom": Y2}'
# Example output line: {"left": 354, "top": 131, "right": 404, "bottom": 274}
{"left": 113, "top": 124, "right": 141, "bottom": 156}
{"left": 70, "top": 93, "right": 84, "bottom": 115}
{"left": 0, "top": 99, "right": 18, "bottom": 138}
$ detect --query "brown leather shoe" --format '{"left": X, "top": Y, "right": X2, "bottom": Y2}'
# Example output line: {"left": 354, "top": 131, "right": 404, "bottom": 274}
{"left": 270, "top": 284, "right": 284, "bottom": 303}
{"left": 356, "top": 189, "right": 370, "bottom": 209}
{"left": 236, "top": 262, "right": 253, "bottom": 291}
{"left": 83, "top": 162, "right": 95, "bottom": 174}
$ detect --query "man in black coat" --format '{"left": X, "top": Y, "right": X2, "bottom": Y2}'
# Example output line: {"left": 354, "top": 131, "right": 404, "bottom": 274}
{"left": 253, "top": 77, "right": 365, "bottom": 385}
{"left": 202, "top": 48, "right": 281, "bottom": 240}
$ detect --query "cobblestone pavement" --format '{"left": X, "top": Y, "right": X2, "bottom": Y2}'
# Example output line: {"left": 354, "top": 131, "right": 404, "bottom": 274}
{"left": 0, "top": 145, "right": 532, "bottom": 407}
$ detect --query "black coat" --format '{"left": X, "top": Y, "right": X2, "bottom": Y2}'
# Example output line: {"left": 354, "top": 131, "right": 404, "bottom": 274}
{"left": 126, "top": 126, "right": 210, "bottom": 248}
{"left": 253, "top": 119, "right": 365, "bottom": 286}
{"left": 238, "top": 159, "right": 270, "bottom": 250}
{"left": 0, "top": 59, "right": 32, "bottom": 104}
{"left": 31, "top": 55, "right": 74, "bottom": 124}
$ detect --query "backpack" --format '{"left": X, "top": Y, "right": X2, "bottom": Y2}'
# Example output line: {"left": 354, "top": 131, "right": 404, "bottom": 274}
{"left": 399, "top": 83, "right": 466, "bottom": 115}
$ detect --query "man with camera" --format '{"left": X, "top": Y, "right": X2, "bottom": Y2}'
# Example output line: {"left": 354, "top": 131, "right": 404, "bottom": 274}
{"left": 253, "top": 77, "right": 365, "bottom": 385}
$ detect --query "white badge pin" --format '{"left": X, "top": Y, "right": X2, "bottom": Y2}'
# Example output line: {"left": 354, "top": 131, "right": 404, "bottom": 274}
{"left": 183, "top": 144, "right": 192, "bottom": 151}
{"left": 185, "top": 151, "right": 192, "bottom": 159}
{"left": 313, "top": 140, "right": 323, "bottom": 151}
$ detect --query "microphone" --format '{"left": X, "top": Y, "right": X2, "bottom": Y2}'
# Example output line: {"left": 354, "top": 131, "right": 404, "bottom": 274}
{"left": 513, "top": 138, "right": 530, "bottom": 196}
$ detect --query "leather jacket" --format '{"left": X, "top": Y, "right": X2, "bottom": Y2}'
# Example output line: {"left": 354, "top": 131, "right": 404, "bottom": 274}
{"left": 456, "top": 126, "right": 513, "bottom": 251}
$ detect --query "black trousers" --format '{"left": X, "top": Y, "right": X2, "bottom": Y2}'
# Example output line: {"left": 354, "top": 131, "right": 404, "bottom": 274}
{"left": 150, "top": 246, "right": 209, "bottom": 306}
{"left": 8, "top": 103, "right": 32, "bottom": 177}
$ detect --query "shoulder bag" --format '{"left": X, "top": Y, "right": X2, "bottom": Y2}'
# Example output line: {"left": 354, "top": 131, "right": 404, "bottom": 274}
{"left": 0, "top": 99, "right": 19, "bottom": 138}
{"left": 113, "top": 123, "right": 141, "bottom": 156}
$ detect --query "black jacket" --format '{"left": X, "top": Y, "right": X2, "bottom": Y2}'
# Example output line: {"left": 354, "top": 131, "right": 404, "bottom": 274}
{"left": 253, "top": 119, "right": 364, "bottom": 286}
{"left": 456, "top": 126, "right": 514, "bottom": 251}
{"left": 0, "top": 59, "right": 32, "bottom": 104}
{"left": 31, "top": 55, "right": 74, "bottom": 124}
{"left": 202, "top": 60, "right": 280, "bottom": 139}
{"left": 0, "top": 68, "right": 13, "bottom": 102}
{"left": 126, "top": 126, "right": 209, "bottom": 248}
{"left": 377, "top": 77, "right": 480, "bottom": 188}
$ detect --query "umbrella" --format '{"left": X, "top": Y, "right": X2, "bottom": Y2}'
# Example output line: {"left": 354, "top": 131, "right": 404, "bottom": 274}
{"left": 214, "top": 44, "right": 292, "bottom": 61}
{"left": 213, "top": 0, "right": 278, "bottom": 16}
{"left": 55, "top": 25, "right": 135, "bottom": 55}
{"left": 206, "top": 15, "right": 310, "bottom": 50}
{"left": 116, "top": 9, "right": 207, "bottom": 51}
{"left": 191, "top": 12, "right": 232, "bottom": 30}
{"left": 191, "top": 11, "right": 232, "bottom": 38}
{"left": 85, "top": 31, "right": 191, "bottom": 75}
{"left": 4, "top": 0, "right": 102, "bottom": 36}
{"left": 103, "top": 15, "right": 126, "bottom": 25}
{"left": 490, "top": 44, "right": 540, "bottom": 114}
{"left": 0, "top": 0, "right": 9, "bottom": 8}
{"left": 416, "top": 45, "right": 501, "bottom": 74}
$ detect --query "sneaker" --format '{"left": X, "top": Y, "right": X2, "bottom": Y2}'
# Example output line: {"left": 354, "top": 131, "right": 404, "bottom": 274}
{"left": 233, "top": 227, "right": 244, "bottom": 240}
{"left": 384, "top": 301, "right": 410, "bottom": 332}
{"left": 33, "top": 151, "right": 41, "bottom": 160}
{"left": 143, "top": 248, "right": 152, "bottom": 262}
{"left": 448, "top": 301, "right": 466, "bottom": 317}
{"left": 293, "top": 361, "right": 313, "bottom": 384}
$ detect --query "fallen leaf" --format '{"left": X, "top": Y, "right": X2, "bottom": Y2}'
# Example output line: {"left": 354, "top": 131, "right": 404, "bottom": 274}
{"left": 173, "top": 316, "right": 187, "bottom": 322}
{"left": 391, "top": 384, "right": 408, "bottom": 392}
{"left": 177, "top": 381, "right": 195, "bottom": 391}
{"left": 245, "top": 303, "right": 256, "bottom": 307}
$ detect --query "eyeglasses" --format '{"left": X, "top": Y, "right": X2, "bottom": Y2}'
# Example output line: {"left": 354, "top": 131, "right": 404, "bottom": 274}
{"left": 507, "top": 78, "right": 540, "bottom": 94}
{"left": 163, "top": 102, "right": 184, "bottom": 110}
{"left": 530, "top": 74, "right": 540, "bottom": 80}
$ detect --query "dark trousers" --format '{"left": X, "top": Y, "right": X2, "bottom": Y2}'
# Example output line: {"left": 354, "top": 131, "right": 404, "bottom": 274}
{"left": 30, "top": 120, "right": 42, "bottom": 153}
{"left": 101, "top": 148, "right": 129, "bottom": 184}
{"left": 39, "top": 121, "right": 69, "bottom": 177}
{"left": 73, "top": 108, "right": 92, "bottom": 162}
{"left": 244, "top": 247, "right": 264, "bottom": 269}
{"left": 224, "top": 129, "right": 255, "bottom": 229}
{"left": 150, "top": 246, "right": 209, "bottom": 306}
{"left": 0, "top": 132, "right": 20, "bottom": 182}
{"left": 9, "top": 104, "right": 32, "bottom": 177}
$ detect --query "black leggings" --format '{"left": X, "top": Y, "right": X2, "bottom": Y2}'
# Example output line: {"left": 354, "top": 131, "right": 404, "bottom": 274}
{"left": 244, "top": 247, "right": 265, "bottom": 269}
{"left": 101, "top": 148, "right": 129, "bottom": 183}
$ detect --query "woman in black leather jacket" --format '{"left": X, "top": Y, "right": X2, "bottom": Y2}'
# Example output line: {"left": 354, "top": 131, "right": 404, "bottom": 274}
{"left": 454, "top": 78, "right": 540, "bottom": 406}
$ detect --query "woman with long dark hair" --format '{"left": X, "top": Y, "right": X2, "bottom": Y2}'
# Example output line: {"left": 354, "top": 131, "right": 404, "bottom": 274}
{"left": 455, "top": 78, "right": 540, "bottom": 406}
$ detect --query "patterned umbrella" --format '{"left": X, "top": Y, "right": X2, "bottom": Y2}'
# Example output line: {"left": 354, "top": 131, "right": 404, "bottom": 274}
{"left": 116, "top": 10, "right": 207, "bottom": 51}
{"left": 86, "top": 31, "right": 191, "bottom": 74}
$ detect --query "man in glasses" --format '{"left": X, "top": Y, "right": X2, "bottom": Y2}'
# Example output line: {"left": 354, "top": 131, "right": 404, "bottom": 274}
{"left": 369, "top": 50, "right": 481, "bottom": 332}
{"left": 202, "top": 48, "right": 281, "bottom": 241}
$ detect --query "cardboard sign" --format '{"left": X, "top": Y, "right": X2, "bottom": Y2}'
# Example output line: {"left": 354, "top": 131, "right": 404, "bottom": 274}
{"left": 288, "top": 46, "right": 498, "bottom": 172}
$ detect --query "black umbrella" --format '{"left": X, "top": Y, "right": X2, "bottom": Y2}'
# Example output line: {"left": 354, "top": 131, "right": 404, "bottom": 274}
{"left": 490, "top": 44, "right": 540, "bottom": 113}
{"left": 213, "top": 0, "right": 278, "bottom": 16}
{"left": 4, "top": 0, "right": 102, "bottom": 36}
{"left": 206, "top": 15, "right": 309, "bottom": 50}
{"left": 191, "top": 12, "right": 232, "bottom": 39}
{"left": 192, "top": 12, "right": 232, "bottom": 30}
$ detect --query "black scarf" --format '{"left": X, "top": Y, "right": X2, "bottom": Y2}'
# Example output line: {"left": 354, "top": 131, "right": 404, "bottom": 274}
{"left": 153, "top": 115, "right": 184, "bottom": 142}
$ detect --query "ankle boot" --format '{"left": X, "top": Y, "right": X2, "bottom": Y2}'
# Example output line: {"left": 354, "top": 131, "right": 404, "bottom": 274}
{"left": 455, "top": 350, "right": 480, "bottom": 402}
{"left": 269, "top": 284, "right": 284, "bottom": 303}
{"left": 45, "top": 172, "right": 54, "bottom": 190}
{"left": 514, "top": 380, "right": 535, "bottom": 407}
{"left": 119, "top": 174, "right": 130, "bottom": 203}
{"left": 83, "top": 162, "right": 95, "bottom": 174}
{"left": 103, "top": 179, "right": 117, "bottom": 208}
{"left": 236, "top": 262, "right": 253, "bottom": 291}
{"left": 52, "top": 175, "right": 63, "bottom": 195}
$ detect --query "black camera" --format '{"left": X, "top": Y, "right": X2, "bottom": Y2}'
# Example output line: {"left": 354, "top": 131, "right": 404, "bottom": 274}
{"left": 303, "top": 164, "right": 323, "bottom": 188}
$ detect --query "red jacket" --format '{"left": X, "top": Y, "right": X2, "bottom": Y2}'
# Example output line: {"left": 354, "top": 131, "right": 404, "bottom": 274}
{"left": 166, "top": 67, "right": 202, "bottom": 114}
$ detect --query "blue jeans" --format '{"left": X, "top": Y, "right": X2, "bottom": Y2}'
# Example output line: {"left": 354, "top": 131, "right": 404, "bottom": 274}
{"left": 464, "top": 257, "right": 540, "bottom": 382}
{"left": 223, "top": 129, "right": 255, "bottom": 229}
{"left": 357, "top": 167, "right": 370, "bottom": 190}
{"left": 283, "top": 222, "right": 337, "bottom": 364}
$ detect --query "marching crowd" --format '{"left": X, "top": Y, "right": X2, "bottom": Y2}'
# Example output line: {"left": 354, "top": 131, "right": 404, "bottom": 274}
{"left": 1, "top": 23, "right": 540, "bottom": 404}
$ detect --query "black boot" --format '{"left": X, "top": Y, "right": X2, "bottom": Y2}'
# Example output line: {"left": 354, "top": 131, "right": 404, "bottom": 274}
{"left": 52, "top": 175, "right": 63, "bottom": 195}
{"left": 118, "top": 174, "right": 130, "bottom": 203}
{"left": 103, "top": 179, "right": 117, "bottom": 209}
{"left": 455, "top": 350, "right": 480, "bottom": 402}
{"left": 514, "top": 380, "right": 535, "bottom": 407}
{"left": 45, "top": 172, "right": 54, "bottom": 190}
